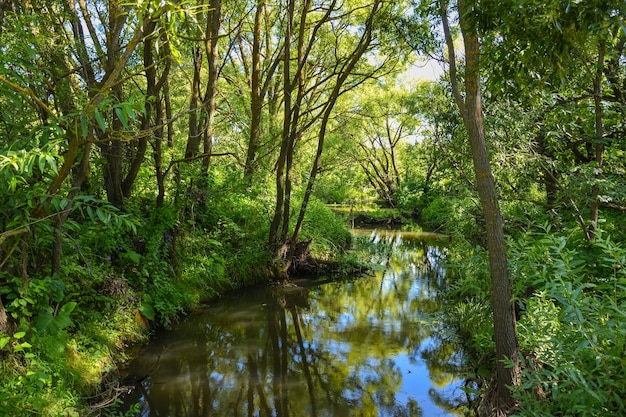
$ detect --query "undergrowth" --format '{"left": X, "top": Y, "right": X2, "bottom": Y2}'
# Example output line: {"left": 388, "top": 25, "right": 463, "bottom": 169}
{"left": 443, "top": 224, "right": 626, "bottom": 417}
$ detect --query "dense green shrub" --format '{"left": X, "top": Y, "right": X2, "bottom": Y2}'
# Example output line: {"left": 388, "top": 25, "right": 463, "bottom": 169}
{"left": 395, "top": 179, "right": 426, "bottom": 212}
{"left": 443, "top": 223, "right": 626, "bottom": 416}
{"left": 508, "top": 229, "right": 626, "bottom": 417}
{"left": 421, "top": 196, "right": 481, "bottom": 238}
{"left": 300, "top": 198, "right": 352, "bottom": 256}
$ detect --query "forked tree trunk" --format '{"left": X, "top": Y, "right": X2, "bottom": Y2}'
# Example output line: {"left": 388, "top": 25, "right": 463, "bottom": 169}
{"left": 268, "top": 0, "right": 294, "bottom": 252}
{"left": 292, "top": 0, "right": 380, "bottom": 244}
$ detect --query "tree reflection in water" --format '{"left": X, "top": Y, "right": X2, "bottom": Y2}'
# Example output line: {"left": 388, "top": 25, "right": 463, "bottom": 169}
{"left": 122, "top": 229, "right": 468, "bottom": 416}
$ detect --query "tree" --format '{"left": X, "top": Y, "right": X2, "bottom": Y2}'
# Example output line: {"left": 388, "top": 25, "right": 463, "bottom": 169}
{"left": 184, "top": 0, "right": 222, "bottom": 173}
{"left": 347, "top": 84, "right": 422, "bottom": 207}
{"left": 243, "top": 0, "right": 283, "bottom": 183}
{"left": 267, "top": 0, "right": 387, "bottom": 272}
{"left": 439, "top": 0, "right": 520, "bottom": 412}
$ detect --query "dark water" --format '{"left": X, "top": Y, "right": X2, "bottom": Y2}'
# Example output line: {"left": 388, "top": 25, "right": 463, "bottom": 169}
{"left": 121, "top": 229, "right": 468, "bottom": 416}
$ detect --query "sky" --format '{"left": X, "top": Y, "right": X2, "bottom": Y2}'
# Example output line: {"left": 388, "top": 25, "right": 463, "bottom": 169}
{"left": 400, "top": 57, "right": 446, "bottom": 84}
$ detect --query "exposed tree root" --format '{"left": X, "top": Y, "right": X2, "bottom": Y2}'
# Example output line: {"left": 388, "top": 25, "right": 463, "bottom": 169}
{"left": 474, "top": 379, "right": 518, "bottom": 417}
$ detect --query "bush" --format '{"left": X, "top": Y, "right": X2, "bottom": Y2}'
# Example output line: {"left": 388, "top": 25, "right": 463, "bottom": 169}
{"left": 421, "top": 196, "right": 481, "bottom": 238}
{"left": 509, "top": 229, "right": 626, "bottom": 416}
{"left": 300, "top": 198, "right": 352, "bottom": 256}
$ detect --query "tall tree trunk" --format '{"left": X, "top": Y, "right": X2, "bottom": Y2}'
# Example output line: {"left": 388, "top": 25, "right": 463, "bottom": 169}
{"left": 101, "top": 1, "right": 129, "bottom": 208}
{"left": 244, "top": 0, "right": 265, "bottom": 183}
{"left": 281, "top": 0, "right": 312, "bottom": 242}
{"left": 441, "top": 0, "right": 519, "bottom": 412}
{"left": 589, "top": 40, "right": 605, "bottom": 240}
{"left": 202, "top": 0, "right": 221, "bottom": 172}
{"left": 186, "top": 46, "right": 204, "bottom": 159}
{"left": 122, "top": 18, "right": 157, "bottom": 198}
{"left": 164, "top": 79, "right": 174, "bottom": 148}
{"left": 268, "top": 0, "right": 294, "bottom": 252}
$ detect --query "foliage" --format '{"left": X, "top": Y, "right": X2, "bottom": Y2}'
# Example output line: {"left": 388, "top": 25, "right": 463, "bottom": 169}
{"left": 0, "top": 0, "right": 624, "bottom": 414}
{"left": 421, "top": 196, "right": 481, "bottom": 239}
{"left": 299, "top": 198, "right": 353, "bottom": 257}
{"left": 506, "top": 228, "right": 626, "bottom": 416}
{"left": 447, "top": 297, "right": 494, "bottom": 358}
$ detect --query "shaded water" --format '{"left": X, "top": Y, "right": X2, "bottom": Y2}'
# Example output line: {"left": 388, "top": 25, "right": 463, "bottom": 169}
{"left": 121, "top": 229, "right": 467, "bottom": 416}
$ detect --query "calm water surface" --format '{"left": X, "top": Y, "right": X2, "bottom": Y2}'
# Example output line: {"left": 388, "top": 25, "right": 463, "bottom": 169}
{"left": 121, "top": 229, "right": 468, "bottom": 416}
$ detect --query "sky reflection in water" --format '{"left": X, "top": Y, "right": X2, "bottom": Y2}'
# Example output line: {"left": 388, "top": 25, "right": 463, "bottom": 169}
{"left": 122, "top": 229, "right": 468, "bottom": 417}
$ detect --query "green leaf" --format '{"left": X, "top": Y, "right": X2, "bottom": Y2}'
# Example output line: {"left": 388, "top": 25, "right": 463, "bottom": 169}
{"left": 54, "top": 310, "right": 72, "bottom": 330}
{"left": 45, "top": 155, "right": 58, "bottom": 174}
{"left": 94, "top": 108, "right": 106, "bottom": 132}
{"left": 14, "top": 342, "right": 32, "bottom": 352}
{"left": 38, "top": 155, "right": 46, "bottom": 174}
{"left": 122, "top": 250, "right": 141, "bottom": 264}
{"left": 13, "top": 331, "right": 26, "bottom": 339}
{"left": 60, "top": 302, "right": 77, "bottom": 314}
{"left": 0, "top": 336, "right": 10, "bottom": 349}
{"left": 619, "top": 19, "right": 626, "bottom": 37}
{"left": 96, "top": 209, "right": 109, "bottom": 224}
{"left": 33, "top": 304, "right": 75, "bottom": 334}
{"left": 80, "top": 114, "right": 89, "bottom": 138}
{"left": 33, "top": 311, "right": 57, "bottom": 334}
{"left": 115, "top": 107, "right": 128, "bottom": 128}
{"left": 139, "top": 302, "right": 155, "bottom": 321}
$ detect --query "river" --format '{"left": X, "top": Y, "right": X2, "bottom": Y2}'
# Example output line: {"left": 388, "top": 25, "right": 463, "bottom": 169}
{"left": 120, "top": 229, "right": 468, "bottom": 416}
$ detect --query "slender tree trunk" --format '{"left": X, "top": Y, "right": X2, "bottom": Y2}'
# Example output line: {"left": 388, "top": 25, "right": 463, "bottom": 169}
{"left": 101, "top": 1, "right": 129, "bottom": 208}
{"left": 202, "top": 0, "right": 221, "bottom": 172}
{"left": 155, "top": 92, "right": 166, "bottom": 208}
{"left": 244, "top": 0, "right": 265, "bottom": 183}
{"left": 589, "top": 40, "right": 605, "bottom": 240}
{"left": 122, "top": 18, "right": 157, "bottom": 198}
{"left": 441, "top": 0, "right": 519, "bottom": 412}
{"left": 186, "top": 46, "right": 204, "bottom": 159}
{"left": 164, "top": 80, "right": 174, "bottom": 148}
{"left": 281, "top": 0, "right": 312, "bottom": 242}
{"left": 156, "top": 31, "right": 173, "bottom": 207}
{"left": 268, "top": 0, "right": 294, "bottom": 252}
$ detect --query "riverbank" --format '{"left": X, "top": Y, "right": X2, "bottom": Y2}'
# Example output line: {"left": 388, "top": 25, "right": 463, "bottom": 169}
{"left": 0, "top": 199, "right": 366, "bottom": 417}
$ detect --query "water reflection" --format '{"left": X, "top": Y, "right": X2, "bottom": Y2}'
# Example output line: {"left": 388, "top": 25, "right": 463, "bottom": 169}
{"left": 122, "top": 229, "right": 467, "bottom": 416}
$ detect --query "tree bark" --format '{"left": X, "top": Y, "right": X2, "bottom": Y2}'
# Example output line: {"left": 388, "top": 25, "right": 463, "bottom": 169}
{"left": 244, "top": 0, "right": 265, "bottom": 183}
{"left": 589, "top": 39, "right": 605, "bottom": 240}
{"left": 186, "top": 45, "right": 204, "bottom": 159}
{"left": 268, "top": 0, "right": 294, "bottom": 251}
{"left": 441, "top": 0, "right": 519, "bottom": 411}
{"left": 122, "top": 18, "right": 158, "bottom": 198}
{"left": 202, "top": 0, "right": 222, "bottom": 172}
